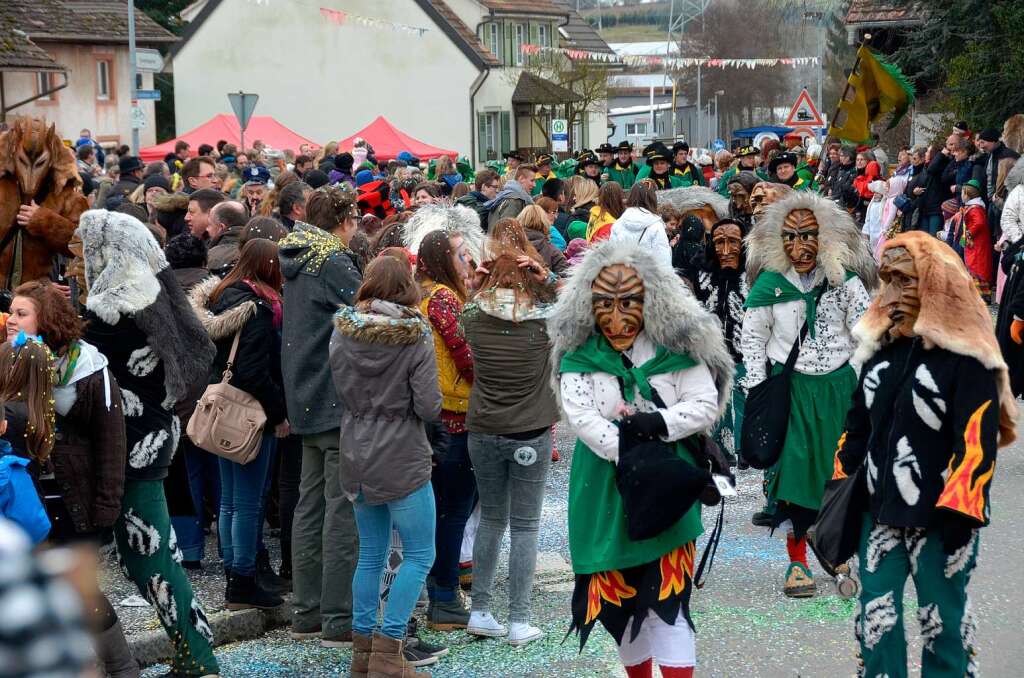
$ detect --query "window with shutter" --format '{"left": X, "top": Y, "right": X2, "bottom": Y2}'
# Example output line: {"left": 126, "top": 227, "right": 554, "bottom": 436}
{"left": 478, "top": 113, "right": 488, "bottom": 163}
{"left": 500, "top": 111, "right": 511, "bottom": 155}
{"left": 514, "top": 24, "right": 526, "bottom": 66}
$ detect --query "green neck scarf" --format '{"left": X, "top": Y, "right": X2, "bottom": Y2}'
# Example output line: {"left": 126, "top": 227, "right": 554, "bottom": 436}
{"left": 745, "top": 270, "right": 855, "bottom": 338}
{"left": 559, "top": 333, "right": 696, "bottom": 403}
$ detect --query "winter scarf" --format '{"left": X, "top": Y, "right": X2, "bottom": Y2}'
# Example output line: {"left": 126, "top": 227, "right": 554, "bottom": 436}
{"left": 244, "top": 279, "right": 282, "bottom": 329}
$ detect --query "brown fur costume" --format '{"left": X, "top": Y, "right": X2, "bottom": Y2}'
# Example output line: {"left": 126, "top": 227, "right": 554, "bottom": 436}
{"left": 1001, "top": 113, "right": 1024, "bottom": 155}
{"left": 853, "top": 231, "right": 1017, "bottom": 446}
{"left": 0, "top": 117, "right": 85, "bottom": 289}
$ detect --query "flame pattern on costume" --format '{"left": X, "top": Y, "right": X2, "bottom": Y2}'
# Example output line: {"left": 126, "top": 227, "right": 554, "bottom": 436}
{"left": 658, "top": 543, "right": 696, "bottom": 601}
{"left": 585, "top": 571, "right": 638, "bottom": 625}
{"left": 833, "top": 432, "right": 849, "bottom": 480}
{"left": 936, "top": 400, "right": 995, "bottom": 522}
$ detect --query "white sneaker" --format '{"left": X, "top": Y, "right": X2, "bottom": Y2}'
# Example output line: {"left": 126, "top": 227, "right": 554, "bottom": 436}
{"left": 507, "top": 622, "right": 543, "bottom": 646}
{"left": 467, "top": 611, "right": 507, "bottom": 637}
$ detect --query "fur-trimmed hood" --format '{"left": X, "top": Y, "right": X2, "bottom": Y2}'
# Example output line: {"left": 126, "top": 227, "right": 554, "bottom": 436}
{"left": 854, "top": 231, "right": 1017, "bottom": 446}
{"left": 657, "top": 185, "right": 730, "bottom": 219}
{"left": 152, "top": 191, "right": 190, "bottom": 213}
{"left": 402, "top": 204, "right": 486, "bottom": 264}
{"left": 1006, "top": 156, "right": 1024, "bottom": 194}
{"left": 547, "top": 240, "right": 734, "bottom": 415}
{"left": 333, "top": 301, "right": 430, "bottom": 346}
{"left": 745, "top": 190, "right": 878, "bottom": 290}
{"left": 77, "top": 209, "right": 214, "bottom": 406}
{"left": 188, "top": 275, "right": 258, "bottom": 341}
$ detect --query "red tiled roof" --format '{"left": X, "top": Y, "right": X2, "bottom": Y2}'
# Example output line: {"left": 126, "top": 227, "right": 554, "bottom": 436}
{"left": 426, "top": 0, "right": 500, "bottom": 67}
{"left": 479, "top": 1, "right": 568, "bottom": 17}
{"left": 846, "top": 0, "right": 926, "bottom": 25}
{"left": 6, "top": 0, "right": 177, "bottom": 44}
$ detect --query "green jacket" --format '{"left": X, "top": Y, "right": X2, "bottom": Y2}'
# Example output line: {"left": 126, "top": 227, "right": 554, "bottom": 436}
{"left": 605, "top": 162, "right": 639, "bottom": 190}
{"left": 636, "top": 163, "right": 702, "bottom": 188}
{"left": 533, "top": 171, "right": 557, "bottom": 196}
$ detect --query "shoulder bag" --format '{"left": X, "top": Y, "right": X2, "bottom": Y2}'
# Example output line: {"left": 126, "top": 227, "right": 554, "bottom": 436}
{"left": 740, "top": 284, "right": 826, "bottom": 470}
{"left": 186, "top": 330, "right": 266, "bottom": 464}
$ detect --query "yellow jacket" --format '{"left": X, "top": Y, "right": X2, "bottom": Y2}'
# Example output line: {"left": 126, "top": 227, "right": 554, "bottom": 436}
{"left": 586, "top": 205, "right": 616, "bottom": 241}
{"left": 419, "top": 281, "right": 472, "bottom": 413}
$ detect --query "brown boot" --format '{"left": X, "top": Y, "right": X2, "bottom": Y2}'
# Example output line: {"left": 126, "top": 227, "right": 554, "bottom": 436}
{"left": 368, "top": 633, "right": 431, "bottom": 678}
{"left": 350, "top": 633, "right": 372, "bottom": 678}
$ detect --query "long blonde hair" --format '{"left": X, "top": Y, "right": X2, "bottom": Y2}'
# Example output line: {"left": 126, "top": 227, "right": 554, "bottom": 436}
{"left": 0, "top": 339, "right": 56, "bottom": 461}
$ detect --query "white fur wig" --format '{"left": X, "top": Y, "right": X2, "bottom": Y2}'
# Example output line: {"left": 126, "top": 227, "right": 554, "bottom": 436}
{"left": 77, "top": 209, "right": 168, "bottom": 324}
{"left": 402, "top": 204, "right": 486, "bottom": 263}
{"left": 658, "top": 185, "right": 730, "bottom": 219}
{"left": 745, "top": 191, "right": 879, "bottom": 290}
{"left": 548, "top": 240, "right": 734, "bottom": 416}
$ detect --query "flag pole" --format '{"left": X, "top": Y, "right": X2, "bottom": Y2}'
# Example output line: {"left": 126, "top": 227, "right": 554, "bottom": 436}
{"left": 815, "top": 32, "right": 872, "bottom": 184}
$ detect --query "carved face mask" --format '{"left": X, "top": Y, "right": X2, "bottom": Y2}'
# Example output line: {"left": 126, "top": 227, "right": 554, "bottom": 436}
{"left": 11, "top": 119, "right": 59, "bottom": 197}
{"left": 592, "top": 264, "right": 645, "bottom": 352}
{"left": 712, "top": 222, "right": 743, "bottom": 270}
{"left": 728, "top": 181, "right": 751, "bottom": 214}
{"left": 749, "top": 183, "right": 792, "bottom": 222}
{"left": 781, "top": 209, "right": 819, "bottom": 274}
{"left": 877, "top": 246, "right": 920, "bottom": 339}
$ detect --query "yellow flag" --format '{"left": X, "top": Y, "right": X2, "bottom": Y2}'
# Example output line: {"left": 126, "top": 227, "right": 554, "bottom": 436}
{"left": 829, "top": 46, "right": 915, "bottom": 144}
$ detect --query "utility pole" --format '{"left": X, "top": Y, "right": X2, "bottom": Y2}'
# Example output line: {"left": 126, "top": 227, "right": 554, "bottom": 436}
{"left": 666, "top": 0, "right": 712, "bottom": 143}
{"left": 128, "top": 0, "right": 139, "bottom": 153}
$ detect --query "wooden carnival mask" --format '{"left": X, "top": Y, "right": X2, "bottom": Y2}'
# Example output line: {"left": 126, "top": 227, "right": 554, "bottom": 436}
{"left": 592, "top": 264, "right": 645, "bottom": 352}
{"left": 749, "top": 182, "right": 792, "bottom": 222}
{"left": 712, "top": 222, "right": 743, "bottom": 270}
{"left": 727, "top": 181, "right": 751, "bottom": 215}
{"left": 2, "top": 117, "right": 69, "bottom": 198}
{"left": 878, "top": 246, "right": 920, "bottom": 339}
{"left": 781, "top": 209, "right": 819, "bottom": 274}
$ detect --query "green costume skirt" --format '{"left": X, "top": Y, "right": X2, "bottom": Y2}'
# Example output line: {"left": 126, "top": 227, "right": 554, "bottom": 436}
{"left": 766, "top": 363, "right": 857, "bottom": 518}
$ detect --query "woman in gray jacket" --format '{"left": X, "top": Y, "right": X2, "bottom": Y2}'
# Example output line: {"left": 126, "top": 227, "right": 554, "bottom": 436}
{"left": 329, "top": 255, "right": 442, "bottom": 678}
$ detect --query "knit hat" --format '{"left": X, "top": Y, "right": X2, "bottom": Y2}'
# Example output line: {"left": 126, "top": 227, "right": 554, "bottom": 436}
{"left": 355, "top": 169, "right": 375, "bottom": 187}
{"left": 143, "top": 174, "right": 170, "bottom": 192}
{"left": 979, "top": 128, "right": 1001, "bottom": 143}
{"left": 304, "top": 169, "right": 329, "bottom": 189}
{"left": 334, "top": 152, "right": 354, "bottom": 172}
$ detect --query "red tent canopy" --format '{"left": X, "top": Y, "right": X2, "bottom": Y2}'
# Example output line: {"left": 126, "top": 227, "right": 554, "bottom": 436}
{"left": 336, "top": 116, "right": 457, "bottom": 162}
{"left": 139, "top": 114, "right": 318, "bottom": 162}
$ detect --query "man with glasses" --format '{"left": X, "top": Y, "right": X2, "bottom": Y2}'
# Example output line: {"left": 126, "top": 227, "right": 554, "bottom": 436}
{"left": 181, "top": 156, "right": 220, "bottom": 194}
{"left": 456, "top": 168, "right": 501, "bottom": 222}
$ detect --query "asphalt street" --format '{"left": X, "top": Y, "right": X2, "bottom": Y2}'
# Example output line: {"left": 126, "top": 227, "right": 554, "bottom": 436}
{"left": 128, "top": 423, "right": 1024, "bottom": 677}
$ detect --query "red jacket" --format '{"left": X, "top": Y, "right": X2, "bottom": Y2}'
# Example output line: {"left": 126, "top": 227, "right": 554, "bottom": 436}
{"left": 959, "top": 202, "right": 993, "bottom": 284}
{"left": 854, "top": 161, "right": 881, "bottom": 200}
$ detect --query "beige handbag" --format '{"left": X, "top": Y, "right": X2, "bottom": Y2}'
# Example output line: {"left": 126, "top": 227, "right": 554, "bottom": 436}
{"left": 186, "top": 330, "right": 266, "bottom": 464}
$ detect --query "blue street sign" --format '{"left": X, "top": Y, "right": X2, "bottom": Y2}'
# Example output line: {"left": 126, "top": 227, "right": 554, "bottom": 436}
{"left": 135, "top": 89, "right": 161, "bottom": 101}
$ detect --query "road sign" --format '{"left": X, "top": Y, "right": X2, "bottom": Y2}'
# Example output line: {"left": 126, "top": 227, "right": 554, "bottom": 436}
{"left": 135, "top": 48, "right": 164, "bottom": 72}
{"left": 551, "top": 118, "right": 568, "bottom": 152}
{"left": 228, "top": 92, "right": 259, "bottom": 132}
{"left": 130, "top": 105, "right": 147, "bottom": 130}
{"left": 785, "top": 88, "right": 825, "bottom": 128}
{"left": 135, "top": 89, "right": 161, "bottom": 101}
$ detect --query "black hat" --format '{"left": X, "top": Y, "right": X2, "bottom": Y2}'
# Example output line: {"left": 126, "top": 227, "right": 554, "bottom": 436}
{"left": 535, "top": 153, "right": 554, "bottom": 167}
{"left": 769, "top": 152, "right": 799, "bottom": 174}
{"left": 735, "top": 145, "right": 758, "bottom": 158}
{"left": 644, "top": 143, "right": 671, "bottom": 164}
{"left": 578, "top": 153, "right": 600, "bottom": 168}
{"left": 979, "top": 128, "right": 1001, "bottom": 143}
{"left": 242, "top": 165, "right": 271, "bottom": 186}
{"left": 304, "top": 169, "right": 329, "bottom": 189}
{"left": 119, "top": 155, "right": 144, "bottom": 174}
{"left": 503, "top": 150, "right": 524, "bottom": 162}
{"left": 143, "top": 174, "right": 171, "bottom": 193}
{"left": 334, "top": 152, "right": 354, "bottom": 172}
{"left": 672, "top": 141, "right": 690, "bottom": 154}
{"left": 616, "top": 140, "right": 632, "bottom": 152}
{"left": 575, "top": 148, "right": 593, "bottom": 161}
{"left": 595, "top": 142, "right": 615, "bottom": 154}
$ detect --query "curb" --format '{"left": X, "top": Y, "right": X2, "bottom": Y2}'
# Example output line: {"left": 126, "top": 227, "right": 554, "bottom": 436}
{"left": 129, "top": 604, "right": 291, "bottom": 667}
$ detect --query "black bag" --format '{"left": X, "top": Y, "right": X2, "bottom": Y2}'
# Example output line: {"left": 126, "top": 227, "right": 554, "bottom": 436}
{"left": 614, "top": 357, "right": 712, "bottom": 542}
{"left": 806, "top": 466, "right": 866, "bottom": 577}
{"left": 740, "top": 285, "right": 826, "bottom": 470}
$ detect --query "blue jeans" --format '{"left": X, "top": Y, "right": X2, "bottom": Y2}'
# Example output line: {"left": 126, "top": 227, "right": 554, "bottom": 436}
{"left": 170, "top": 437, "right": 221, "bottom": 562}
{"left": 255, "top": 440, "right": 279, "bottom": 552}
{"left": 218, "top": 434, "right": 275, "bottom": 576}
{"left": 920, "top": 213, "right": 942, "bottom": 237}
{"left": 352, "top": 483, "right": 436, "bottom": 639}
{"left": 428, "top": 432, "right": 477, "bottom": 602}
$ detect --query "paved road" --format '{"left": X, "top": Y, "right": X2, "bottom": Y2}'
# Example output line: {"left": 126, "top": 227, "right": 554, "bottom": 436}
{"left": 132, "top": 424, "right": 1024, "bottom": 677}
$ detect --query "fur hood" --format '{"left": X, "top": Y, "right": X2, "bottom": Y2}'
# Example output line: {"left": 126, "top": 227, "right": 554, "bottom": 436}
{"left": 547, "top": 240, "right": 734, "bottom": 415}
{"left": 402, "top": 204, "right": 486, "bottom": 264}
{"left": 77, "top": 209, "right": 169, "bottom": 324}
{"left": 1005, "top": 157, "right": 1024, "bottom": 194}
{"left": 332, "top": 301, "right": 430, "bottom": 345}
{"left": 77, "top": 209, "right": 214, "bottom": 406}
{"left": 1002, "top": 113, "right": 1024, "bottom": 155}
{"left": 854, "top": 231, "right": 1017, "bottom": 447}
{"left": 658, "top": 185, "right": 730, "bottom": 219}
{"left": 188, "top": 275, "right": 257, "bottom": 341}
{"left": 152, "top": 191, "right": 190, "bottom": 213}
{"left": 745, "top": 190, "right": 878, "bottom": 290}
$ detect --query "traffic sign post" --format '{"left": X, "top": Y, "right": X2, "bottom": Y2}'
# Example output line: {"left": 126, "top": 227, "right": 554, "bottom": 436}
{"left": 135, "top": 48, "right": 164, "bottom": 73}
{"left": 130, "top": 105, "right": 147, "bottom": 130}
{"left": 135, "top": 89, "right": 161, "bottom": 100}
{"left": 551, "top": 118, "right": 568, "bottom": 153}
{"left": 228, "top": 92, "right": 259, "bottom": 151}
{"left": 785, "top": 88, "right": 825, "bottom": 140}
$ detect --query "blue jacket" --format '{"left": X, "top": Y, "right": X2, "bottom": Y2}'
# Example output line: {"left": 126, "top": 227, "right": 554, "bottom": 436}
{"left": 0, "top": 443, "right": 50, "bottom": 544}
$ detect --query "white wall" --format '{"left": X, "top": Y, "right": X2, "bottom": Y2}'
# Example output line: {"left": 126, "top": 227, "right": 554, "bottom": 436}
{"left": 3, "top": 43, "right": 157, "bottom": 149}
{"left": 173, "top": 0, "right": 481, "bottom": 155}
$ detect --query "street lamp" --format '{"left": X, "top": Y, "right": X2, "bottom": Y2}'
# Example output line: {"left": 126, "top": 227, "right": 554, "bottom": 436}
{"left": 713, "top": 90, "right": 724, "bottom": 145}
